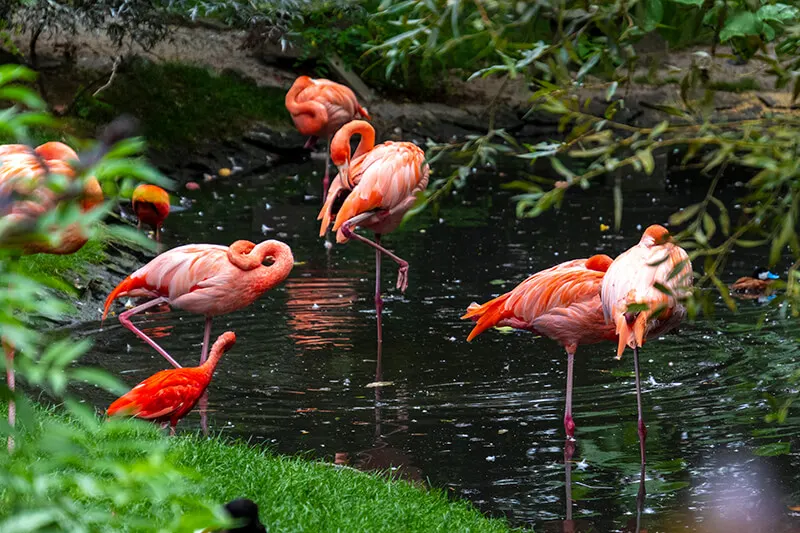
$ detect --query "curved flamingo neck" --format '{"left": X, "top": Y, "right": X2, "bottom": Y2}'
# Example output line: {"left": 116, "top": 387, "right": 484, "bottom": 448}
{"left": 330, "top": 120, "right": 376, "bottom": 167}
{"left": 285, "top": 77, "right": 327, "bottom": 135}
{"left": 201, "top": 331, "right": 236, "bottom": 375}
{"left": 227, "top": 239, "right": 294, "bottom": 290}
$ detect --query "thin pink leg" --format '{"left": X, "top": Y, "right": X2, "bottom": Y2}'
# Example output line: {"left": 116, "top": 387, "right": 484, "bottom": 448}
{"left": 341, "top": 216, "right": 409, "bottom": 292}
{"left": 322, "top": 138, "right": 331, "bottom": 201}
{"left": 564, "top": 438, "right": 575, "bottom": 524}
{"left": 564, "top": 350, "right": 576, "bottom": 439}
{"left": 4, "top": 342, "right": 15, "bottom": 452}
{"left": 634, "top": 346, "right": 647, "bottom": 465}
{"left": 375, "top": 234, "right": 383, "bottom": 345}
{"left": 118, "top": 297, "right": 182, "bottom": 369}
{"left": 199, "top": 317, "right": 212, "bottom": 436}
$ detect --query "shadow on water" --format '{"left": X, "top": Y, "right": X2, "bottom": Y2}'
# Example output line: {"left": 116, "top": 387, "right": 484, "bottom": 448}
{"left": 75, "top": 160, "right": 800, "bottom": 531}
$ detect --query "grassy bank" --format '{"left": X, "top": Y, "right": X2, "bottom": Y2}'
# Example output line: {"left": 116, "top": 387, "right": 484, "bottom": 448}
{"left": 1, "top": 403, "right": 524, "bottom": 532}
{"left": 72, "top": 60, "right": 291, "bottom": 150}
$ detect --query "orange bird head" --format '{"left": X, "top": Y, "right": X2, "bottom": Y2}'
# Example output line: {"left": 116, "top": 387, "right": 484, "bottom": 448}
{"left": 641, "top": 224, "right": 671, "bottom": 246}
{"left": 585, "top": 254, "right": 613, "bottom": 272}
{"left": 132, "top": 184, "right": 170, "bottom": 227}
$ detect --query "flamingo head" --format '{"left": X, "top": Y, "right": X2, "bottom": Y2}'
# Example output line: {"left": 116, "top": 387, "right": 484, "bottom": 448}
{"left": 641, "top": 224, "right": 671, "bottom": 246}
{"left": 585, "top": 254, "right": 613, "bottom": 272}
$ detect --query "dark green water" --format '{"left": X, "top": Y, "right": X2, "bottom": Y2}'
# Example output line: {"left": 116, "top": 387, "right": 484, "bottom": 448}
{"left": 77, "top": 160, "right": 800, "bottom": 532}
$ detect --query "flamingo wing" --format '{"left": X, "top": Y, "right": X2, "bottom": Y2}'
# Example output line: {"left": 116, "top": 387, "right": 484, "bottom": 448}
{"left": 108, "top": 369, "right": 206, "bottom": 420}
{"left": 463, "top": 258, "right": 610, "bottom": 345}
{"left": 330, "top": 142, "right": 428, "bottom": 233}
{"left": 102, "top": 244, "right": 230, "bottom": 317}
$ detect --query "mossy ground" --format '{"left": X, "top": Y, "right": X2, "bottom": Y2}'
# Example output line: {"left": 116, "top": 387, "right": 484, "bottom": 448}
{"left": 71, "top": 60, "right": 292, "bottom": 150}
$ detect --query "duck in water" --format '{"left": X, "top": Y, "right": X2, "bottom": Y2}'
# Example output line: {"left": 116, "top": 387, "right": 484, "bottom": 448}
{"left": 729, "top": 267, "right": 779, "bottom": 300}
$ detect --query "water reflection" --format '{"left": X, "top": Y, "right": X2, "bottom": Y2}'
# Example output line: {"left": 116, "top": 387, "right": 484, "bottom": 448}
{"left": 285, "top": 275, "right": 359, "bottom": 351}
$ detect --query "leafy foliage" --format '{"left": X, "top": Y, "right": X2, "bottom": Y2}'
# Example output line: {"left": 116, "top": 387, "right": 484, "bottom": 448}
{"left": 360, "top": 0, "right": 800, "bottom": 314}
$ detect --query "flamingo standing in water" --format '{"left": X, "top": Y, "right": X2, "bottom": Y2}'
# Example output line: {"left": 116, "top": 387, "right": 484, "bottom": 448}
{"left": 1, "top": 141, "right": 104, "bottom": 449}
{"left": 462, "top": 254, "right": 617, "bottom": 440}
{"left": 285, "top": 76, "right": 371, "bottom": 198}
{"left": 318, "top": 120, "right": 429, "bottom": 343}
{"left": 107, "top": 331, "right": 236, "bottom": 435}
{"left": 103, "top": 239, "right": 294, "bottom": 432}
{"left": 601, "top": 224, "right": 692, "bottom": 464}
{"left": 132, "top": 184, "right": 170, "bottom": 242}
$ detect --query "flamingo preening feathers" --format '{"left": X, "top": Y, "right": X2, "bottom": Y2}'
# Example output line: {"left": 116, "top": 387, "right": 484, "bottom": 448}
{"left": 601, "top": 224, "right": 692, "bottom": 464}
{"left": 318, "top": 120, "right": 429, "bottom": 342}
{"left": 285, "top": 76, "right": 371, "bottom": 198}
{"left": 103, "top": 239, "right": 294, "bottom": 433}
{"left": 107, "top": 331, "right": 236, "bottom": 435}
{"left": 132, "top": 184, "right": 170, "bottom": 242}
{"left": 0, "top": 141, "right": 104, "bottom": 450}
{"left": 463, "top": 254, "right": 617, "bottom": 440}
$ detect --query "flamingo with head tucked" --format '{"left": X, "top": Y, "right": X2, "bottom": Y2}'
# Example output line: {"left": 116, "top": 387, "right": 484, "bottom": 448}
{"left": 462, "top": 254, "right": 617, "bottom": 440}
{"left": 601, "top": 224, "right": 692, "bottom": 465}
{"left": 285, "top": 76, "right": 371, "bottom": 198}
{"left": 107, "top": 331, "right": 236, "bottom": 435}
{"left": 318, "top": 120, "right": 428, "bottom": 343}
{"left": 1, "top": 141, "right": 104, "bottom": 449}
{"left": 103, "top": 239, "right": 294, "bottom": 433}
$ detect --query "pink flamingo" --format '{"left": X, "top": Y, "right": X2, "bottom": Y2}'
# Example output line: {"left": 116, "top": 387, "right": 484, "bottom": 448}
{"left": 462, "top": 255, "right": 617, "bottom": 440}
{"left": 103, "top": 239, "right": 294, "bottom": 432}
{"left": 285, "top": 76, "right": 371, "bottom": 197}
{"left": 601, "top": 224, "right": 692, "bottom": 464}
{"left": 317, "top": 120, "right": 429, "bottom": 342}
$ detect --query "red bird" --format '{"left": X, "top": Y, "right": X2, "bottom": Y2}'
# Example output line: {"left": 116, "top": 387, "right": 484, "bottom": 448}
{"left": 601, "top": 224, "right": 692, "bottom": 464}
{"left": 107, "top": 331, "right": 236, "bottom": 435}
{"left": 285, "top": 76, "right": 371, "bottom": 198}
{"left": 462, "top": 255, "right": 617, "bottom": 440}
{"left": 131, "top": 184, "right": 170, "bottom": 242}
{"left": 0, "top": 141, "right": 104, "bottom": 448}
{"left": 318, "top": 120, "right": 429, "bottom": 342}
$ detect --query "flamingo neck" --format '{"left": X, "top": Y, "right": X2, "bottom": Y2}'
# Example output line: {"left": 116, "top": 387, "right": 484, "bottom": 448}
{"left": 227, "top": 239, "right": 294, "bottom": 291}
{"left": 330, "top": 120, "right": 376, "bottom": 167}
{"left": 200, "top": 331, "right": 236, "bottom": 376}
{"left": 285, "top": 78, "right": 328, "bottom": 135}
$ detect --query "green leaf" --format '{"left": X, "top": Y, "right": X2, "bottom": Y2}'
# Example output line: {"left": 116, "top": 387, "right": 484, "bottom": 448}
{"left": 754, "top": 442, "right": 790, "bottom": 456}
{"left": 641, "top": 0, "right": 664, "bottom": 31}
{"left": 668, "top": 0, "right": 703, "bottom": 4}
{"left": 576, "top": 52, "right": 600, "bottom": 81}
{"left": 669, "top": 203, "right": 702, "bottom": 226}
{"left": 550, "top": 157, "right": 575, "bottom": 181}
{"left": 720, "top": 11, "right": 764, "bottom": 42}
{"left": 0, "top": 510, "right": 58, "bottom": 532}
{"left": 71, "top": 368, "right": 129, "bottom": 395}
{"left": 636, "top": 149, "right": 655, "bottom": 175}
{"left": 757, "top": 3, "right": 799, "bottom": 23}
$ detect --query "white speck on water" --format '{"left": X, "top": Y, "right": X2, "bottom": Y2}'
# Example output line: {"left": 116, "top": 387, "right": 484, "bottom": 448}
{"left": 311, "top": 303, "right": 320, "bottom": 310}
{"left": 264, "top": 203, "right": 272, "bottom": 210}
{"left": 261, "top": 225, "right": 273, "bottom": 234}
{"left": 636, "top": 224, "right": 642, "bottom": 230}
{"left": 216, "top": 226, "right": 224, "bottom": 231}
{"left": 485, "top": 456, "right": 496, "bottom": 462}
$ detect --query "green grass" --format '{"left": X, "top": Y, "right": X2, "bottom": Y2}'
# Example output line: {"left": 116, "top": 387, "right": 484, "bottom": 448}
{"left": 2, "top": 403, "right": 525, "bottom": 532}
{"left": 75, "top": 60, "right": 292, "bottom": 150}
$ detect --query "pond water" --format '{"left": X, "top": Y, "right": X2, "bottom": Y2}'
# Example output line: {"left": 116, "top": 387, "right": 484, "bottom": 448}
{"left": 76, "top": 158, "right": 800, "bottom": 532}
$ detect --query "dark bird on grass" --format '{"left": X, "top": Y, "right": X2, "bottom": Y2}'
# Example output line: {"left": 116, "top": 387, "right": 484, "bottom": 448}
{"left": 221, "top": 498, "right": 266, "bottom": 533}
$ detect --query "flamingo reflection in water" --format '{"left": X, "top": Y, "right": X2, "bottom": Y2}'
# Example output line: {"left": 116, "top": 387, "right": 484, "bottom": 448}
{"left": 284, "top": 275, "right": 360, "bottom": 351}
{"left": 334, "top": 341, "right": 422, "bottom": 484}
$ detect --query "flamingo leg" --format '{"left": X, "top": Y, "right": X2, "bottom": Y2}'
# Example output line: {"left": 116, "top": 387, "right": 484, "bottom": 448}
{"left": 636, "top": 463, "right": 646, "bottom": 532}
{"left": 564, "top": 349, "right": 576, "bottom": 440}
{"left": 199, "top": 317, "right": 212, "bottom": 436}
{"left": 375, "top": 233, "right": 383, "bottom": 345}
{"left": 4, "top": 342, "right": 14, "bottom": 452}
{"left": 341, "top": 215, "right": 409, "bottom": 292}
{"left": 564, "top": 438, "right": 575, "bottom": 524}
{"left": 118, "top": 297, "right": 182, "bottom": 369}
{"left": 322, "top": 137, "right": 331, "bottom": 201}
{"left": 633, "top": 346, "right": 647, "bottom": 465}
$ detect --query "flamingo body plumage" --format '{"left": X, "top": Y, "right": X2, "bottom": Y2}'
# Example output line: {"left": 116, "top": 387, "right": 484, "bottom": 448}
{"left": 285, "top": 76, "right": 371, "bottom": 198}
{"left": 108, "top": 331, "right": 236, "bottom": 434}
{"left": 463, "top": 254, "right": 616, "bottom": 438}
